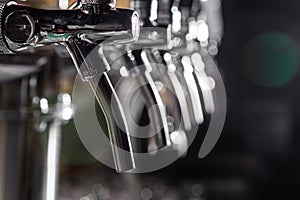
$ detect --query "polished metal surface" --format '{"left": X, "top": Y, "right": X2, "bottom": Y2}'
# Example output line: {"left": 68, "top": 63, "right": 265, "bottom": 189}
{"left": 0, "top": 0, "right": 140, "bottom": 173}
{"left": 0, "top": 0, "right": 13, "bottom": 53}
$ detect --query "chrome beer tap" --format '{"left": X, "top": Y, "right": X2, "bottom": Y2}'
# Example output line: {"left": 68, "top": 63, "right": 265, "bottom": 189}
{"left": 0, "top": 0, "right": 140, "bottom": 172}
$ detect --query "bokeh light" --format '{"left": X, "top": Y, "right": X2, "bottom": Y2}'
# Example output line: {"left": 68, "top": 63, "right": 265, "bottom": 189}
{"left": 242, "top": 32, "right": 299, "bottom": 87}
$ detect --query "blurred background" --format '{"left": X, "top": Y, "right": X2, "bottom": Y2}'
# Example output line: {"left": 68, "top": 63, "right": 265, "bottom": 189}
{"left": 1, "top": 0, "right": 300, "bottom": 199}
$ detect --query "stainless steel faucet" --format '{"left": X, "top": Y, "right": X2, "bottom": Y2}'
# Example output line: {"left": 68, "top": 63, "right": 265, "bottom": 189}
{"left": 0, "top": 0, "right": 140, "bottom": 173}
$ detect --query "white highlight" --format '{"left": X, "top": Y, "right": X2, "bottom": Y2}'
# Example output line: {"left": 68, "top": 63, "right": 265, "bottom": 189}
{"left": 59, "top": 0, "right": 69, "bottom": 9}
{"left": 197, "top": 20, "right": 210, "bottom": 42}
{"left": 120, "top": 66, "right": 129, "bottom": 77}
{"left": 40, "top": 98, "right": 49, "bottom": 113}
{"left": 149, "top": 0, "right": 158, "bottom": 22}
{"left": 182, "top": 56, "right": 204, "bottom": 124}
{"left": 62, "top": 94, "right": 71, "bottom": 105}
{"left": 62, "top": 107, "right": 73, "bottom": 120}
{"left": 164, "top": 53, "right": 192, "bottom": 131}
{"left": 44, "top": 120, "right": 61, "bottom": 200}
{"left": 171, "top": 131, "right": 188, "bottom": 156}
{"left": 172, "top": 11, "right": 182, "bottom": 33}
{"left": 191, "top": 53, "right": 215, "bottom": 114}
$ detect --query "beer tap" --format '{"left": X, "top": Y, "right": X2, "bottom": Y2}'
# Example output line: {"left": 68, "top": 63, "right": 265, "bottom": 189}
{"left": 0, "top": 0, "right": 140, "bottom": 172}
{"left": 126, "top": 0, "right": 222, "bottom": 157}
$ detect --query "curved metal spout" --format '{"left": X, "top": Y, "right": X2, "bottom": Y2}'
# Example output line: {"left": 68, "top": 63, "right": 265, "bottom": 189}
{"left": 89, "top": 71, "right": 136, "bottom": 172}
{"left": 64, "top": 41, "right": 136, "bottom": 172}
{"left": 121, "top": 48, "right": 171, "bottom": 149}
{"left": 0, "top": 0, "right": 139, "bottom": 172}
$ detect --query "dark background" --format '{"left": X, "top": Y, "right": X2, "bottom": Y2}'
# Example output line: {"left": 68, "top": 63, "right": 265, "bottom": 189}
{"left": 145, "top": 0, "right": 300, "bottom": 199}
{"left": 207, "top": 0, "right": 300, "bottom": 199}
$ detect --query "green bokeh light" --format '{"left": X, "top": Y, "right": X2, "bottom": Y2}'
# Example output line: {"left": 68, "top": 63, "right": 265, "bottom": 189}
{"left": 242, "top": 32, "right": 299, "bottom": 87}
